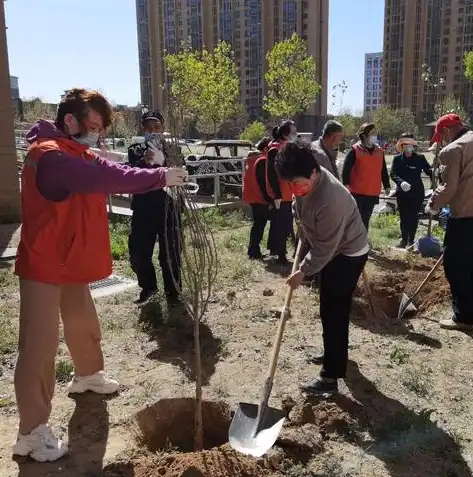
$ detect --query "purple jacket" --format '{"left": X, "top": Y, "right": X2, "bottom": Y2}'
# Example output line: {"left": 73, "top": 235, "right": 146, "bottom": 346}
{"left": 27, "top": 120, "right": 167, "bottom": 202}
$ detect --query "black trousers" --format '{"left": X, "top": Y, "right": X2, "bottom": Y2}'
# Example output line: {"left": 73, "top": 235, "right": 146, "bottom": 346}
{"left": 443, "top": 217, "right": 473, "bottom": 324}
{"left": 352, "top": 194, "right": 378, "bottom": 231}
{"left": 248, "top": 203, "right": 271, "bottom": 258}
{"left": 319, "top": 253, "right": 368, "bottom": 378}
{"left": 128, "top": 205, "right": 182, "bottom": 296}
{"left": 268, "top": 202, "right": 294, "bottom": 258}
{"left": 397, "top": 194, "right": 423, "bottom": 243}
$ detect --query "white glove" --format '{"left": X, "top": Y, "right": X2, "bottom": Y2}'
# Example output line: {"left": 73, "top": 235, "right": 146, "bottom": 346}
{"left": 274, "top": 199, "right": 282, "bottom": 210}
{"left": 147, "top": 143, "right": 166, "bottom": 166}
{"left": 400, "top": 181, "right": 411, "bottom": 192}
{"left": 165, "top": 167, "right": 188, "bottom": 187}
{"left": 425, "top": 202, "right": 439, "bottom": 216}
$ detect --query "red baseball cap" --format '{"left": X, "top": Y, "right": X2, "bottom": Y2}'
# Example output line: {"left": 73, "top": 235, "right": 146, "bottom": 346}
{"left": 431, "top": 113, "right": 463, "bottom": 143}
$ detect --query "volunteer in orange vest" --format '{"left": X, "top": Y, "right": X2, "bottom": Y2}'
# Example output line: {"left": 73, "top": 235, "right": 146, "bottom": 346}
{"left": 342, "top": 122, "right": 391, "bottom": 230}
{"left": 12, "top": 88, "right": 187, "bottom": 463}
{"left": 267, "top": 120, "right": 297, "bottom": 265}
{"left": 243, "top": 137, "right": 273, "bottom": 259}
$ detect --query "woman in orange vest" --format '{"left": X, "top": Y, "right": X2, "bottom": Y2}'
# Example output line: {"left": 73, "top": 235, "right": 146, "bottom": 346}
{"left": 342, "top": 122, "right": 391, "bottom": 231}
{"left": 243, "top": 137, "right": 273, "bottom": 259}
{"left": 266, "top": 120, "right": 297, "bottom": 265}
{"left": 12, "top": 88, "right": 187, "bottom": 462}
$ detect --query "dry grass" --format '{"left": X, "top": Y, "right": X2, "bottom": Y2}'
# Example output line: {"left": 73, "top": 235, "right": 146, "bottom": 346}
{"left": 0, "top": 208, "right": 472, "bottom": 476}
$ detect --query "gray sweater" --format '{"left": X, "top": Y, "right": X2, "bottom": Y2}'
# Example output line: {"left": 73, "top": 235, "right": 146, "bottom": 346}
{"left": 295, "top": 168, "right": 368, "bottom": 275}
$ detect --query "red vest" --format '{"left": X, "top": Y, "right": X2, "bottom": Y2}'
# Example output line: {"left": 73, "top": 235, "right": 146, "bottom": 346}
{"left": 265, "top": 141, "right": 293, "bottom": 202}
{"left": 243, "top": 152, "right": 267, "bottom": 204}
{"left": 15, "top": 138, "right": 112, "bottom": 284}
{"left": 348, "top": 143, "right": 384, "bottom": 196}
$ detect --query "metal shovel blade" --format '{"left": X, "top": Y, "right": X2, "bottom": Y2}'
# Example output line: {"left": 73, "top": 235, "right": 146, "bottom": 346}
{"left": 398, "top": 293, "right": 418, "bottom": 319}
{"left": 228, "top": 402, "right": 286, "bottom": 457}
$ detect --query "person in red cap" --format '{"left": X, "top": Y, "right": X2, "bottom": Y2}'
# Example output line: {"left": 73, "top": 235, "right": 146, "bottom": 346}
{"left": 426, "top": 113, "right": 473, "bottom": 330}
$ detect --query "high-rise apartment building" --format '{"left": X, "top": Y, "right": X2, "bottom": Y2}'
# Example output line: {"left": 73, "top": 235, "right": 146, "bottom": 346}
{"left": 383, "top": 0, "right": 473, "bottom": 121}
{"left": 0, "top": 0, "right": 20, "bottom": 221}
{"left": 364, "top": 52, "right": 383, "bottom": 114}
{"left": 136, "top": 0, "right": 328, "bottom": 130}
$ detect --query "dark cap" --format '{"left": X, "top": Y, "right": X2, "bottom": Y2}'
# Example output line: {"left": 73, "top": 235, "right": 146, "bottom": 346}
{"left": 141, "top": 110, "right": 165, "bottom": 124}
{"left": 357, "top": 122, "right": 375, "bottom": 138}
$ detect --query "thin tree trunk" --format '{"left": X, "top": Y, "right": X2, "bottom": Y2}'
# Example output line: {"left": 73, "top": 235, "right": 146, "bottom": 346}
{"left": 193, "top": 294, "right": 204, "bottom": 451}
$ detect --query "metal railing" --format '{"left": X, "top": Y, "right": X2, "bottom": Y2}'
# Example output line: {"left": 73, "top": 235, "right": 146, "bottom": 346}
{"left": 17, "top": 146, "right": 247, "bottom": 212}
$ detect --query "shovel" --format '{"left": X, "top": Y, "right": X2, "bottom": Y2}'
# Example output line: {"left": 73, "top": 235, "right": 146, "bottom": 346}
{"left": 229, "top": 240, "right": 304, "bottom": 457}
{"left": 398, "top": 253, "right": 444, "bottom": 319}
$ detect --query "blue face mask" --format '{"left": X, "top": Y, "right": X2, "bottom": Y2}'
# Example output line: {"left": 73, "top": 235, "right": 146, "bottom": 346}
{"left": 145, "top": 132, "right": 161, "bottom": 142}
{"left": 76, "top": 132, "right": 99, "bottom": 148}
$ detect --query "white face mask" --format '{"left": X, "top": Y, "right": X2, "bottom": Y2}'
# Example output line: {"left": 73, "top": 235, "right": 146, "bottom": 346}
{"left": 404, "top": 145, "right": 414, "bottom": 154}
{"left": 76, "top": 132, "right": 100, "bottom": 147}
{"left": 368, "top": 135, "right": 378, "bottom": 145}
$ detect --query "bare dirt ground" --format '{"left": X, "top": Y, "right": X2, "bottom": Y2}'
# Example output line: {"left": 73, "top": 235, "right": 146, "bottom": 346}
{"left": 1, "top": 215, "right": 472, "bottom": 477}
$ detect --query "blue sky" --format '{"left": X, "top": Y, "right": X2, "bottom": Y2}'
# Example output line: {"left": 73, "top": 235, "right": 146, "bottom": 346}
{"left": 5, "top": 0, "right": 384, "bottom": 114}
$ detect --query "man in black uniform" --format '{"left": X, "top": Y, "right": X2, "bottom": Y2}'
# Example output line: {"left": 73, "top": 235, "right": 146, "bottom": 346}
{"left": 128, "top": 111, "right": 182, "bottom": 305}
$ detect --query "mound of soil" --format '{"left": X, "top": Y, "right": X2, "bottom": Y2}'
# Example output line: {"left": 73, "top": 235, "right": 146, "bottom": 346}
{"left": 131, "top": 445, "right": 268, "bottom": 477}
{"left": 288, "top": 400, "right": 358, "bottom": 440}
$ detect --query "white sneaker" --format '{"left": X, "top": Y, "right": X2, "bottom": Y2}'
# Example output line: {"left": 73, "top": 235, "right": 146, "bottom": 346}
{"left": 66, "top": 371, "right": 119, "bottom": 395}
{"left": 12, "top": 424, "right": 68, "bottom": 462}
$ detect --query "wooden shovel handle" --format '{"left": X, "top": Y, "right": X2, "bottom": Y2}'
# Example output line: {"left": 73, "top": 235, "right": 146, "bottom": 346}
{"left": 411, "top": 253, "right": 444, "bottom": 300}
{"left": 265, "top": 239, "right": 304, "bottom": 385}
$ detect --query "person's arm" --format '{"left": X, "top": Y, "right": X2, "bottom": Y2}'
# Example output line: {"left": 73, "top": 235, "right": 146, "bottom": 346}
{"left": 36, "top": 150, "right": 168, "bottom": 201}
{"left": 299, "top": 204, "right": 347, "bottom": 276}
{"left": 267, "top": 148, "right": 282, "bottom": 199}
{"left": 420, "top": 154, "right": 433, "bottom": 180}
{"left": 341, "top": 148, "right": 356, "bottom": 186}
{"left": 381, "top": 154, "right": 391, "bottom": 190}
{"left": 255, "top": 160, "right": 272, "bottom": 204}
{"left": 390, "top": 155, "right": 404, "bottom": 186}
{"left": 430, "top": 146, "right": 462, "bottom": 210}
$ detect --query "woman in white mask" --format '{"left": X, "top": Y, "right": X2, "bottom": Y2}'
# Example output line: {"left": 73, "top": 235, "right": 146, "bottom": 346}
{"left": 391, "top": 133, "right": 433, "bottom": 248}
{"left": 342, "top": 123, "right": 391, "bottom": 231}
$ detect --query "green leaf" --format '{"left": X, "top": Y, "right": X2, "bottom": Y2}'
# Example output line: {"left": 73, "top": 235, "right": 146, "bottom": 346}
{"left": 263, "top": 33, "right": 320, "bottom": 119}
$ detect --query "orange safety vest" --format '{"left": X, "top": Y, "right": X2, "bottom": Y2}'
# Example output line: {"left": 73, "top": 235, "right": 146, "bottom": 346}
{"left": 15, "top": 137, "right": 112, "bottom": 284}
{"left": 348, "top": 143, "right": 384, "bottom": 197}
{"left": 242, "top": 151, "right": 268, "bottom": 204}
{"left": 265, "top": 141, "right": 293, "bottom": 202}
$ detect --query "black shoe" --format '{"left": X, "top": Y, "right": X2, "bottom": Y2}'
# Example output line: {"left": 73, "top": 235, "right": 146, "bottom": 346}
{"left": 276, "top": 256, "right": 289, "bottom": 266}
{"left": 166, "top": 293, "right": 183, "bottom": 307}
{"left": 307, "top": 353, "right": 324, "bottom": 365}
{"left": 134, "top": 289, "right": 158, "bottom": 305}
{"left": 248, "top": 253, "right": 265, "bottom": 260}
{"left": 300, "top": 377, "right": 338, "bottom": 394}
{"left": 397, "top": 240, "right": 407, "bottom": 249}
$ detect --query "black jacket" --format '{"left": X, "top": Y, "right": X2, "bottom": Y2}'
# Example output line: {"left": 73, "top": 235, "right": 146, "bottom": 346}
{"left": 128, "top": 139, "right": 170, "bottom": 211}
{"left": 390, "top": 152, "right": 432, "bottom": 200}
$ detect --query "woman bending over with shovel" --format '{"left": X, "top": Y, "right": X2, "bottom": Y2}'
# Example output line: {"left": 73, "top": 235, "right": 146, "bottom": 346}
{"left": 274, "top": 141, "right": 369, "bottom": 394}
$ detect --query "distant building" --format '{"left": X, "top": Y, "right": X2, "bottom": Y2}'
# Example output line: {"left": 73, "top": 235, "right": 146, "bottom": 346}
{"left": 10, "top": 75, "right": 19, "bottom": 99}
{"left": 364, "top": 53, "right": 383, "bottom": 114}
{"left": 383, "top": 0, "right": 473, "bottom": 121}
{"left": 135, "top": 0, "right": 329, "bottom": 132}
